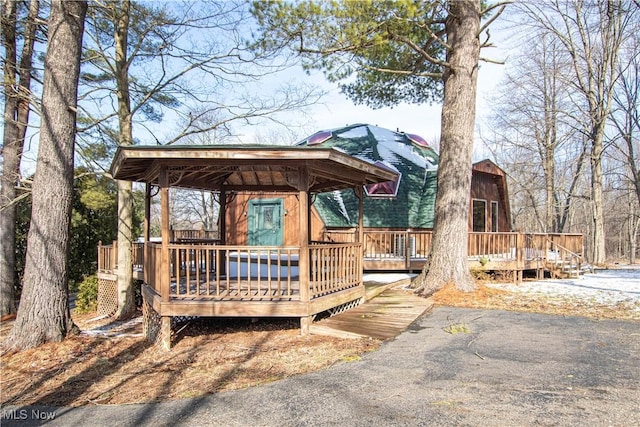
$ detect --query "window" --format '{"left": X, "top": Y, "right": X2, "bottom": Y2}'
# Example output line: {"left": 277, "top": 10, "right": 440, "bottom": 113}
{"left": 490, "top": 201, "right": 498, "bottom": 232}
{"left": 364, "top": 161, "right": 401, "bottom": 198}
{"left": 472, "top": 200, "right": 486, "bottom": 232}
{"left": 304, "top": 130, "right": 333, "bottom": 145}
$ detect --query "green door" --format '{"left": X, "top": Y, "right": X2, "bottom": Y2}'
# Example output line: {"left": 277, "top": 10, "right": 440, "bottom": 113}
{"left": 248, "top": 198, "right": 284, "bottom": 246}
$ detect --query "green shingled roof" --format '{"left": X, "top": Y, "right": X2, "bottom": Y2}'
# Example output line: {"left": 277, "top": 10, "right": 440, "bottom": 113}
{"left": 298, "top": 124, "right": 439, "bottom": 229}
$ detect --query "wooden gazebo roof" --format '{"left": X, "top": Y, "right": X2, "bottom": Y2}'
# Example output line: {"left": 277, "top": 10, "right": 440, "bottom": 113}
{"left": 110, "top": 145, "right": 398, "bottom": 193}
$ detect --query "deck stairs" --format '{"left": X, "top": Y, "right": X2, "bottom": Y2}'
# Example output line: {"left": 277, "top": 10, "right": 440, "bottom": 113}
{"left": 545, "top": 241, "right": 584, "bottom": 279}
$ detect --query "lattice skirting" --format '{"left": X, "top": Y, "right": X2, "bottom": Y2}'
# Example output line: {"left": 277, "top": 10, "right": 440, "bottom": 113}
{"left": 142, "top": 297, "right": 197, "bottom": 350}
{"left": 97, "top": 277, "right": 118, "bottom": 316}
{"left": 142, "top": 297, "right": 165, "bottom": 348}
{"left": 326, "top": 297, "right": 363, "bottom": 317}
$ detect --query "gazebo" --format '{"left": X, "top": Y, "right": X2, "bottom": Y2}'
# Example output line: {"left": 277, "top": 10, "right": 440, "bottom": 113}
{"left": 110, "top": 144, "right": 397, "bottom": 349}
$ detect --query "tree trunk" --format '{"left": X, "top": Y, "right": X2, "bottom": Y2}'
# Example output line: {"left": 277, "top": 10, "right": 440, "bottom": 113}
{"left": 628, "top": 191, "right": 638, "bottom": 265}
{"left": 413, "top": 0, "right": 480, "bottom": 295}
{"left": 0, "top": 0, "right": 40, "bottom": 318}
{"left": 1, "top": 0, "right": 19, "bottom": 317}
{"left": 113, "top": 0, "right": 136, "bottom": 319}
{"left": 3, "top": 0, "right": 87, "bottom": 352}
{"left": 115, "top": 180, "right": 135, "bottom": 318}
{"left": 590, "top": 132, "right": 606, "bottom": 265}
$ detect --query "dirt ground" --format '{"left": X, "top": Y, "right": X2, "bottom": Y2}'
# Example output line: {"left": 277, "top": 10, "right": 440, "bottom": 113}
{"left": 1, "top": 279, "right": 638, "bottom": 408}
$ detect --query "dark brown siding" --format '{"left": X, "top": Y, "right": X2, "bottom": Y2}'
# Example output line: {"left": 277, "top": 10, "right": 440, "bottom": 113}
{"left": 469, "top": 171, "right": 510, "bottom": 232}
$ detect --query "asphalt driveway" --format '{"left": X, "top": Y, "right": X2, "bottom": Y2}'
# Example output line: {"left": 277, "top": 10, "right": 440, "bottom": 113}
{"left": 3, "top": 306, "right": 639, "bottom": 426}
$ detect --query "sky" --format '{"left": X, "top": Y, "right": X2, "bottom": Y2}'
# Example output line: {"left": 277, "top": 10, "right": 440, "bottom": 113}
{"left": 287, "top": 57, "right": 507, "bottom": 151}
{"left": 13, "top": 10, "right": 513, "bottom": 176}
{"left": 236, "top": 20, "right": 513, "bottom": 159}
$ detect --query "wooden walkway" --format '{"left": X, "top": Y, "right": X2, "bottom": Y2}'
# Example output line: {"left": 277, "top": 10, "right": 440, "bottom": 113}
{"left": 309, "top": 285, "right": 433, "bottom": 340}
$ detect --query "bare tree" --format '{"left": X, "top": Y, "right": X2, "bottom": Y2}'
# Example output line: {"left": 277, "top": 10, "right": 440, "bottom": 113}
{"left": 611, "top": 33, "right": 640, "bottom": 209}
{"left": 483, "top": 30, "right": 588, "bottom": 234}
{"left": 609, "top": 32, "right": 640, "bottom": 262}
{"left": 4, "top": 0, "right": 87, "bottom": 352}
{"left": 516, "top": 0, "right": 636, "bottom": 264}
{"left": 170, "top": 188, "right": 218, "bottom": 231}
{"left": 1, "top": 0, "right": 41, "bottom": 317}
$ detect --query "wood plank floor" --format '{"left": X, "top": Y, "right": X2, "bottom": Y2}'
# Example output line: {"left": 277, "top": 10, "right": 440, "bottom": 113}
{"left": 309, "top": 287, "right": 433, "bottom": 340}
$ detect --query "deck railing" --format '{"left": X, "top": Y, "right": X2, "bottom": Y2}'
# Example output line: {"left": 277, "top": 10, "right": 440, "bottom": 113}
{"left": 468, "top": 232, "right": 518, "bottom": 260}
{"left": 97, "top": 240, "right": 118, "bottom": 273}
{"left": 310, "top": 243, "right": 362, "bottom": 298}
{"left": 101, "top": 241, "right": 364, "bottom": 302}
{"left": 320, "top": 229, "right": 584, "bottom": 267}
{"left": 548, "top": 233, "right": 584, "bottom": 256}
{"left": 144, "top": 243, "right": 162, "bottom": 294}
{"left": 165, "top": 245, "right": 301, "bottom": 300}
{"left": 171, "top": 229, "right": 219, "bottom": 242}
{"left": 98, "top": 232, "right": 585, "bottom": 297}
{"left": 322, "top": 229, "right": 357, "bottom": 243}
{"left": 97, "top": 241, "right": 145, "bottom": 272}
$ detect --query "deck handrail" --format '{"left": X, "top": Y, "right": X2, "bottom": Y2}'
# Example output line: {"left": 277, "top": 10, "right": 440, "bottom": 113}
{"left": 545, "top": 236, "right": 585, "bottom": 275}
{"left": 320, "top": 230, "right": 585, "bottom": 269}
{"left": 310, "top": 243, "right": 362, "bottom": 298}
{"left": 98, "top": 232, "right": 585, "bottom": 284}
{"left": 100, "top": 241, "right": 365, "bottom": 302}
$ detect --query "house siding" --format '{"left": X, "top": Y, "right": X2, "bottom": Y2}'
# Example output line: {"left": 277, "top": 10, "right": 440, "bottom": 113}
{"left": 469, "top": 171, "right": 510, "bottom": 232}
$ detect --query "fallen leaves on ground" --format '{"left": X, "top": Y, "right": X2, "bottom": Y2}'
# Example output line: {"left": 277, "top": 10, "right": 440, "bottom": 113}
{"left": 0, "top": 315, "right": 379, "bottom": 407}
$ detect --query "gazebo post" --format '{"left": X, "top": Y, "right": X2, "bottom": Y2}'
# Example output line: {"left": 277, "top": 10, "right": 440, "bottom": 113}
{"left": 218, "top": 189, "right": 227, "bottom": 276}
{"left": 356, "top": 186, "right": 364, "bottom": 245}
{"left": 219, "top": 189, "right": 227, "bottom": 244}
{"left": 143, "top": 183, "right": 151, "bottom": 284}
{"left": 159, "top": 166, "right": 172, "bottom": 349}
{"left": 297, "top": 166, "right": 312, "bottom": 334}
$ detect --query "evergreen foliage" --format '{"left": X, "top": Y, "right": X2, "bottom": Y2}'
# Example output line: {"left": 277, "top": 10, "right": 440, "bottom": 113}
{"left": 75, "top": 275, "right": 99, "bottom": 313}
{"left": 251, "top": 0, "right": 446, "bottom": 109}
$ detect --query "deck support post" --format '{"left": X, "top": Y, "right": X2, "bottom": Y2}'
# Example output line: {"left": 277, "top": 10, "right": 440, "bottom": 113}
{"left": 300, "top": 315, "right": 312, "bottom": 335}
{"left": 160, "top": 316, "right": 172, "bottom": 350}
{"left": 142, "top": 294, "right": 172, "bottom": 350}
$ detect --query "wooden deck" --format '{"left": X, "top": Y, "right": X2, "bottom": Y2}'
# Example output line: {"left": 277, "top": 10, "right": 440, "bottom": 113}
{"left": 310, "top": 286, "right": 433, "bottom": 340}
{"left": 324, "top": 230, "right": 585, "bottom": 279}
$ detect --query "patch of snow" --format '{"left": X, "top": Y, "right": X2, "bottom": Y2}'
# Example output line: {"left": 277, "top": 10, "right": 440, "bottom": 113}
{"left": 331, "top": 190, "right": 350, "bottom": 222}
{"left": 490, "top": 268, "right": 640, "bottom": 312}
{"left": 369, "top": 125, "right": 437, "bottom": 170}
{"left": 336, "top": 126, "right": 369, "bottom": 139}
{"left": 82, "top": 316, "right": 143, "bottom": 338}
{"left": 364, "top": 273, "right": 417, "bottom": 285}
{"left": 335, "top": 124, "right": 438, "bottom": 171}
